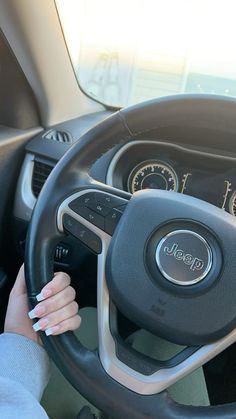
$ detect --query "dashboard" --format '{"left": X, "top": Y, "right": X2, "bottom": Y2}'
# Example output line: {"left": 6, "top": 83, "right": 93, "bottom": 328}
{"left": 12, "top": 110, "right": 236, "bottom": 270}
{"left": 106, "top": 141, "right": 236, "bottom": 216}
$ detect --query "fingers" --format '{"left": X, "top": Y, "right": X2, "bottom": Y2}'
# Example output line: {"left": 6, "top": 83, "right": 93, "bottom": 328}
{"left": 30, "top": 286, "right": 76, "bottom": 319}
{"left": 29, "top": 272, "right": 73, "bottom": 318}
{"left": 32, "top": 301, "right": 80, "bottom": 333}
{"left": 36, "top": 272, "right": 71, "bottom": 301}
{"left": 45, "top": 315, "right": 82, "bottom": 336}
{"left": 28, "top": 271, "right": 81, "bottom": 336}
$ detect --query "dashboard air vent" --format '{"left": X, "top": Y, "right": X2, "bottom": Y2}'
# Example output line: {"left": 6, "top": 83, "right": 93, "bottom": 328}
{"left": 43, "top": 129, "right": 72, "bottom": 144}
{"left": 32, "top": 161, "right": 54, "bottom": 197}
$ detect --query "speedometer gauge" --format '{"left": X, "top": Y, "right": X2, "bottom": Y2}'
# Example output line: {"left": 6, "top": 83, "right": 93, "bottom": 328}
{"left": 128, "top": 160, "right": 178, "bottom": 194}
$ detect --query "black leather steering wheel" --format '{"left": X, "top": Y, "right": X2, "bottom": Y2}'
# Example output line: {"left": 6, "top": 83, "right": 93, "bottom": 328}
{"left": 25, "top": 95, "right": 236, "bottom": 418}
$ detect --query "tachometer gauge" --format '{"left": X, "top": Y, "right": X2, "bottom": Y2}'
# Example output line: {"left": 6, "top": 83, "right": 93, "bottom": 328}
{"left": 229, "top": 191, "right": 236, "bottom": 216}
{"left": 128, "top": 160, "right": 178, "bottom": 194}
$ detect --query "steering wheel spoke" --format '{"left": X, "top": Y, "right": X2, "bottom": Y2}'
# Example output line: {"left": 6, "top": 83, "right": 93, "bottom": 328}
{"left": 57, "top": 187, "right": 130, "bottom": 254}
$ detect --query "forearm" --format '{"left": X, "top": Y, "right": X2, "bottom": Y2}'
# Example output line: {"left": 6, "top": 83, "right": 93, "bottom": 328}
{"left": 0, "top": 376, "right": 49, "bottom": 419}
{"left": 0, "top": 332, "right": 50, "bottom": 400}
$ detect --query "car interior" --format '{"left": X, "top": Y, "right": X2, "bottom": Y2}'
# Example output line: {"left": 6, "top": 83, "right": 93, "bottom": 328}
{"left": 1, "top": 1, "right": 236, "bottom": 418}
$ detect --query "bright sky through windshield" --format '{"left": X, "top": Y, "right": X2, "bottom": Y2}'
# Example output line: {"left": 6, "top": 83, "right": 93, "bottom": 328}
{"left": 56, "top": 0, "right": 236, "bottom": 106}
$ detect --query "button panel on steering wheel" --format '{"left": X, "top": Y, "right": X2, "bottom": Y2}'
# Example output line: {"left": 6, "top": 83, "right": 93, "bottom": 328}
{"left": 69, "top": 191, "right": 127, "bottom": 235}
{"left": 63, "top": 213, "right": 102, "bottom": 254}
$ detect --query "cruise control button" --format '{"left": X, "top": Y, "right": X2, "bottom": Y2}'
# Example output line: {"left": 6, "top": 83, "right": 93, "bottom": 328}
{"left": 69, "top": 193, "right": 96, "bottom": 212}
{"left": 63, "top": 214, "right": 102, "bottom": 254}
{"left": 105, "top": 208, "right": 123, "bottom": 235}
{"left": 74, "top": 206, "right": 105, "bottom": 230}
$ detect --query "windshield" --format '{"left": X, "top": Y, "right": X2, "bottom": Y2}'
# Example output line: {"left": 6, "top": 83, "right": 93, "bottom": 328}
{"left": 56, "top": 0, "right": 236, "bottom": 108}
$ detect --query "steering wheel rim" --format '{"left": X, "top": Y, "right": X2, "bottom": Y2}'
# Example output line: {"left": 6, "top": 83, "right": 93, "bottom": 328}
{"left": 25, "top": 94, "right": 236, "bottom": 418}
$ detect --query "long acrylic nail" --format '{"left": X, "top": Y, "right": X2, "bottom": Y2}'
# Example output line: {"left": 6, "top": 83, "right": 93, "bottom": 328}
{"left": 36, "top": 289, "right": 52, "bottom": 302}
{"left": 28, "top": 305, "right": 45, "bottom": 319}
{"left": 32, "top": 318, "right": 49, "bottom": 332}
{"left": 45, "top": 325, "right": 60, "bottom": 336}
{"left": 28, "top": 309, "right": 37, "bottom": 320}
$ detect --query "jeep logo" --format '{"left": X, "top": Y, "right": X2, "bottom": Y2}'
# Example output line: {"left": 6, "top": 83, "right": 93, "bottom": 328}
{"left": 155, "top": 230, "right": 212, "bottom": 286}
{"left": 163, "top": 243, "right": 204, "bottom": 271}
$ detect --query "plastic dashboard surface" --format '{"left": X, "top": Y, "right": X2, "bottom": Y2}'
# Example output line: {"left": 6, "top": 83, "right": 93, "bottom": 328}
{"left": 14, "top": 131, "right": 236, "bottom": 225}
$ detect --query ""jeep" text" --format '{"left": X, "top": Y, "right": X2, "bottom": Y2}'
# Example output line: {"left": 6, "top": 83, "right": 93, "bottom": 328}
{"left": 163, "top": 243, "right": 204, "bottom": 271}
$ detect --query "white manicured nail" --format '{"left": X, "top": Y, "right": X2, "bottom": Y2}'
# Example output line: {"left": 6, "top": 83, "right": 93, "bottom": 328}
{"left": 32, "top": 317, "right": 49, "bottom": 332}
{"left": 36, "top": 292, "right": 44, "bottom": 302}
{"left": 36, "top": 289, "right": 52, "bottom": 302}
{"left": 33, "top": 321, "right": 41, "bottom": 332}
{"left": 28, "top": 309, "right": 36, "bottom": 320}
{"left": 45, "top": 328, "right": 53, "bottom": 336}
{"left": 45, "top": 325, "right": 60, "bottom": 336}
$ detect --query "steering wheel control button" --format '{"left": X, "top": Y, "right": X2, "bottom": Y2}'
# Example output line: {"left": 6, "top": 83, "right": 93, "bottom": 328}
{"left": 69, "top": 192, "right": 127, "bottom": 234}
{"left": 72, "top": 206, "right": 105, "bottom": 230}
{"left": 104, "top": 208, "right": 123, "bottom": 235}
{"left": 63, "top": 214, "right": 102, "bottom": 254}
{"left": 155, "top": 230, "right": 212, "bottom": 286}
{"left": 87, "top": 201, "right": 111, "bottom": 217}
{"left": 68, "top": 192, "right": 96, "bottom": 212}
{"left": 94, "top": 192, "right": 127, "bottom": 209}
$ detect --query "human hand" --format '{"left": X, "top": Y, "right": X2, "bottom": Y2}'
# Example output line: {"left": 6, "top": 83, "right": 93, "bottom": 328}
{"left": 4, "top": 265, "right": 81, "bottom": 345}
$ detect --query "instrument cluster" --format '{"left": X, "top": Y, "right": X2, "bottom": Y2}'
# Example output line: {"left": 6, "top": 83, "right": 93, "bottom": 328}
{"left": 107, "top": 140, "right": 236, "bottom": 216}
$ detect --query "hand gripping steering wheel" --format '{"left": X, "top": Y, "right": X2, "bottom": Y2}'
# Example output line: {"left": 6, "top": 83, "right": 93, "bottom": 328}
{"left": 25, "top": 95, "right": 236, "bottom": 418}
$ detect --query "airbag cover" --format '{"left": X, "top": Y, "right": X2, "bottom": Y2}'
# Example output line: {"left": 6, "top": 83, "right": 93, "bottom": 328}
{"left": 106, "top": 190, "right": 236, "bottom": 345}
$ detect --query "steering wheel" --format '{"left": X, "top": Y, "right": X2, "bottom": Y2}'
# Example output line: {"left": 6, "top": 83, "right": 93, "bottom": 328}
{"left": 25, "top": 95, "right": 236, "bottom": 418}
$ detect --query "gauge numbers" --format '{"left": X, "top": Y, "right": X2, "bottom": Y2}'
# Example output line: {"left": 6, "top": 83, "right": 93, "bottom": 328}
{"left": 128, "top": 160, "right": 178, "bottom": 194}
